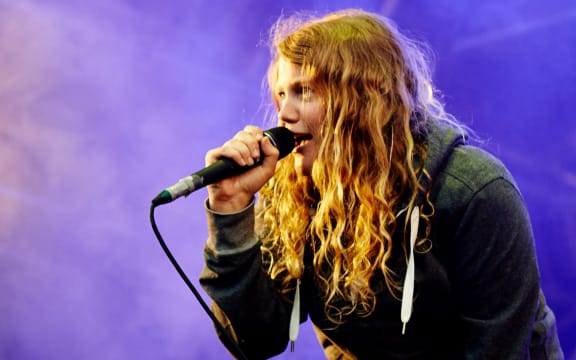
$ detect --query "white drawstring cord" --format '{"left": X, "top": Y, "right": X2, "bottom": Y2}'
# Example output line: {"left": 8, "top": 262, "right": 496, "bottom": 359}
{"left": 401, "top": 206, "right": 419, "bottom": 334}
{"left": 289, "top": 279, "right": 301, "bottom": 351}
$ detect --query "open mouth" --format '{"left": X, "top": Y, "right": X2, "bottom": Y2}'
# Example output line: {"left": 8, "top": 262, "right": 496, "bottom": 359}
{"left": 294, "top": 134, "right": 312, "bottom": 147}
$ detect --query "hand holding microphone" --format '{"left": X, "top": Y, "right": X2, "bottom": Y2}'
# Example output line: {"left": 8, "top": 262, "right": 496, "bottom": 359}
{"left": 152, "top": 126, "right": 294, "bottom": 208}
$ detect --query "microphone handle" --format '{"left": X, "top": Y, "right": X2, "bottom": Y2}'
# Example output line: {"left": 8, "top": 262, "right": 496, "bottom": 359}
{"left": 152, "top": 156, "right": 263, "bottom": 207}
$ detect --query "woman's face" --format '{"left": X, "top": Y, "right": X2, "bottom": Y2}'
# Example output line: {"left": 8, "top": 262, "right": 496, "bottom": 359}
{"left": 274, "top": 58, "right": 325, "bottom": 176}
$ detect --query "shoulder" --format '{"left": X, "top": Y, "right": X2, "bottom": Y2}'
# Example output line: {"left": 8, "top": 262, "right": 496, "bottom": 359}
{"left": 445, "top": 145, "right": 516, "bottom": 191}
{"left": 440, "top": 145, "right": 520, "bottom": 198}
{"left": 431, "top": 145, "right": 525, "bottom": 214}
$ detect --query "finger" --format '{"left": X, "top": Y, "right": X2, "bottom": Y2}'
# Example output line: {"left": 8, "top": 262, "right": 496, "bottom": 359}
{"left": 232, "top": 131, "right": 263, "bottom": 164}
{"left": 205, "top": 139, "right": 250, "bottom": 167}
{"left": 222, "top": 138, "right": 255, "bottom": 166}
{"left": 243, "top": 125, "right": 264, "bottom": 140}
{"left": 205, "top": 126, "right": 265, "bottom": 168}
{"left": 205, "top": 147, "right": 227, "bottom": 167}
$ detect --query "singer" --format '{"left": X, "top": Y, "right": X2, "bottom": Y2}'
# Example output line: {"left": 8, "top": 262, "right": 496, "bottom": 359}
{"left": 198, "top": 9, "right": 563, "bottom": 359}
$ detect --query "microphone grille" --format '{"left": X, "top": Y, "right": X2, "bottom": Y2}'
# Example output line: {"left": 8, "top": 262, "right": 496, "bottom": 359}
{"left": 264, "top": 127, "right": 295, "bottom": 159}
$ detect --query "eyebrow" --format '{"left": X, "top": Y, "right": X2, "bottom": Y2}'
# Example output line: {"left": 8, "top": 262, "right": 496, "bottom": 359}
{"left": 275, "top": 79, "right": 311, "bottom": 92}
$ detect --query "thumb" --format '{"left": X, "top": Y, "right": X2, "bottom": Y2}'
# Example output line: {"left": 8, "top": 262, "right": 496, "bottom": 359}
{"left": 260, "top": 136, "right": 280, "bottom": 167}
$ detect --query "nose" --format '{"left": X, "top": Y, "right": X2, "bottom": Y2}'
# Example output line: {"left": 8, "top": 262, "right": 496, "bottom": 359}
{"left": 277, "top": 97, "right": 298, "bottom": 124}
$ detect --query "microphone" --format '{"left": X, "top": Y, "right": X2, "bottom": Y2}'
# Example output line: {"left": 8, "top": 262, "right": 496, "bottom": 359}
{"left": 152, "top": 127, "right": 294, "bottom": 206}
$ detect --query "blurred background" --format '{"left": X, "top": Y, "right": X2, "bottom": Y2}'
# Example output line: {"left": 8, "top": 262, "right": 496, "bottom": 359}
{"left": 0, "top": 0, "right": 574, "bottom": 359}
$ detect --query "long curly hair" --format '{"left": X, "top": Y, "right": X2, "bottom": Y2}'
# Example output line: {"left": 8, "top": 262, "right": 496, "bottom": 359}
{"left": 256, "top": 9, "right": 453, "bottom": 325}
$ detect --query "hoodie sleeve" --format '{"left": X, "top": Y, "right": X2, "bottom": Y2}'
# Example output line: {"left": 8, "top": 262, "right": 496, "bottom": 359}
{"left": 437, "top": 147, "right": 547, "bottom": 359}
{"left": 456, "top": 178, "right": 539, "bottom": 358}
{"left": 198, "top": 200, "right": 292, "bottom": 359}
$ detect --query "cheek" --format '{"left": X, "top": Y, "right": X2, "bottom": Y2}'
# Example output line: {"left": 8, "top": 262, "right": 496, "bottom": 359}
{"left": 305, "top": 104, "right": 325, "bottom": 131}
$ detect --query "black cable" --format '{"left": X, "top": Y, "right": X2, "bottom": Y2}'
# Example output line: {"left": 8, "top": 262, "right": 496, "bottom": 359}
{"left": 149, "top": 203, "right": 249, "bottom": 360}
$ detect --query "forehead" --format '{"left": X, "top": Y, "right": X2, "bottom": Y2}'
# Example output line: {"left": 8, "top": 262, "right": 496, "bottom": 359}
{"left": 275, "top": 58, "right": 310, "bottom": 86}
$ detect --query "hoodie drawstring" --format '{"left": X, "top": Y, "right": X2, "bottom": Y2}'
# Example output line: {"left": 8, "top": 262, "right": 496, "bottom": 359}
{"left": 401, "top": 206, "right": 419, "bottom": 334}
{"left": 289, "top": 279, "right": 301, "bottom": 351}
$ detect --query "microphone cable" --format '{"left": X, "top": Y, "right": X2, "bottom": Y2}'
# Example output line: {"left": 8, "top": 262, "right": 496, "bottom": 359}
{"left": 149, "top": 126, "right": 294, "bottom": 359}
{"left": 149, "top": 202, "right": 249, "bottom": 360}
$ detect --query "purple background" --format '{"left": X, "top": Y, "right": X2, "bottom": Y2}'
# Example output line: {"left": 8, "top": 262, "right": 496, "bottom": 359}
{"left": 0, "top": 0, "right": 574, "bottom": 359}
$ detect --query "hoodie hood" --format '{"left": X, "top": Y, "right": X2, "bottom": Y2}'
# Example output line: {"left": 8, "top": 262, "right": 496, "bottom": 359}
{"left": 417, "top": 121, "right": 468, "bottom": 204}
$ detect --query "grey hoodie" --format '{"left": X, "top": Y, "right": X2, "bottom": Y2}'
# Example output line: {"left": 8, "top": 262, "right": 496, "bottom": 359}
{"left": 200, "top": 121, "right": 563, "bottom": 359}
